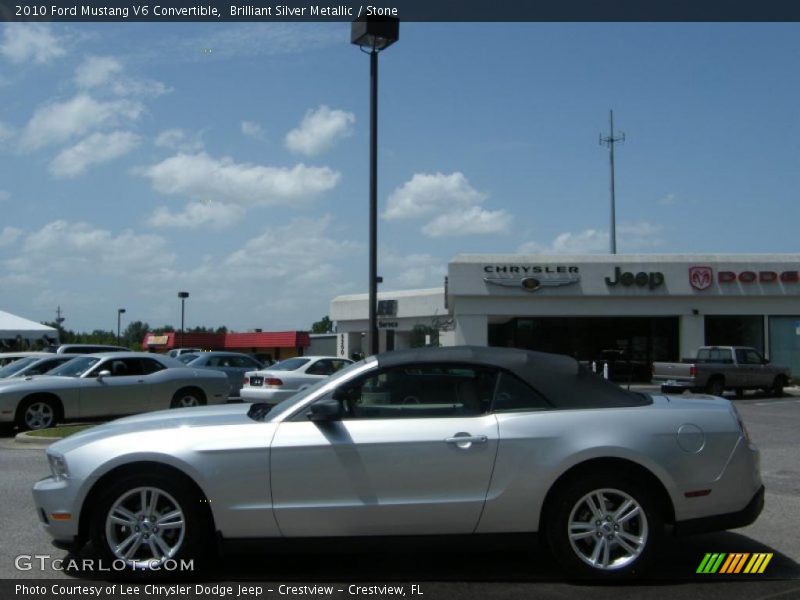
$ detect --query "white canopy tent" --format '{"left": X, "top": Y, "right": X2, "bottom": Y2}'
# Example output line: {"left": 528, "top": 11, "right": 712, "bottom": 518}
{"left": 0, "top": 310, "right": 58, "bottom": 346}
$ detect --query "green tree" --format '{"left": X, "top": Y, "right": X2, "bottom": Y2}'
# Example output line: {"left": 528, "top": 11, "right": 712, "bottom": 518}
{"left": 311, "top": 316, "right": 333, "bottom": 334}
{"left": 123, "top": 320, "right": 151, "bottom": 349}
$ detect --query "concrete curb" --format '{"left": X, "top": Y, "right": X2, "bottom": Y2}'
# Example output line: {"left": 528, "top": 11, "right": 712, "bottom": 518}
{"left": 14, "top": 431, "right": 58, "bottom": 445}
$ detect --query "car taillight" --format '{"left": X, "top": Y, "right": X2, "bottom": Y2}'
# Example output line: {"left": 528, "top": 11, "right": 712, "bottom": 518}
{"left": 689, "top": 365, "right": 697, "bottom": 378}
{"left": 266, "top": 378, "right": 283, "bottom": 387}
{"left": 243, "top": 376, "right": 249, "bottom": 386}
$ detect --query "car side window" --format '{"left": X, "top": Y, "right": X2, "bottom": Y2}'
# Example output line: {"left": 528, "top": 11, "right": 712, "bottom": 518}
{"left": 744, "top": 350, "right": 763, "bottom": 365}
{"left": 139, "top": 358, "right": 166, "bottom": 374}
{"left": 307, "top": 360, "right": 333, "bottom": 376}
{"left": 331, "top": 360, "right": 351, "bottom": 373}
{"left": 491, "top": 372, "right": 551, "bottom": 412}
{"left": 337, "top": 364, "right": 496, "bottom": 419}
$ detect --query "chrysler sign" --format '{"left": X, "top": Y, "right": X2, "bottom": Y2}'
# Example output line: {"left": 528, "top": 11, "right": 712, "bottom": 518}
{"left": 483, "top": 265, "right": 580, "bottom": 292}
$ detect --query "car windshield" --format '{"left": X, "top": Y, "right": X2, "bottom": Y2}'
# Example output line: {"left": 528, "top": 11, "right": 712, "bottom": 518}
{"left": 178, "top": 353, "right": 199, "bottom": 364}
{"left": 268, "top": 357, "right": 311, "bottom": 372}
{"left": 48, "top": 356, "right": 102, "bottom": 377}
{"left": 0, "top": 356, "right": 39, "bottom": 377}
{"left": 251, "top": 358, "right": 372, "bottom": 421}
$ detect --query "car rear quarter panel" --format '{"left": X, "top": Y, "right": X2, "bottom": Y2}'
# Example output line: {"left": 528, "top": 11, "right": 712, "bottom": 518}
{"left": 476, "top": 397, "right": 747, "bottom": 533}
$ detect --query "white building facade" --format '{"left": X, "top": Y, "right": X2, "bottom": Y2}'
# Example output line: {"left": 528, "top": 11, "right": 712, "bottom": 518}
{"left": 330, "top": 254, "right": 800, "bottom": 377}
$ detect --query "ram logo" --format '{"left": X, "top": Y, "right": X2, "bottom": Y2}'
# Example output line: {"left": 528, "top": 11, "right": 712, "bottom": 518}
{"left": 689, "top": 266, "right": 713, "bottom": 291}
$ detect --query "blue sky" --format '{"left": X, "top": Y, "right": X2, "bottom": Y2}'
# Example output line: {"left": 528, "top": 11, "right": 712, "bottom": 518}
{"left": 1, "top": 22, "right": 798, "bottom": 332}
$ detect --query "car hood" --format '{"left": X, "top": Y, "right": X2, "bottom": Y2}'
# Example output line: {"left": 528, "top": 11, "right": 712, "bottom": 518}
{"left": 50, "top": 403, "right": 257, "bottom": 454}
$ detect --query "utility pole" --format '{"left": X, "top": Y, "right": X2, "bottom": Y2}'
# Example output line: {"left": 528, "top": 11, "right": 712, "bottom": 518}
{"left": 55, "top": 306, "right": 65, "bottom": 326}
{"left": 600, "top": 110, "right": 625, "bottom": 254}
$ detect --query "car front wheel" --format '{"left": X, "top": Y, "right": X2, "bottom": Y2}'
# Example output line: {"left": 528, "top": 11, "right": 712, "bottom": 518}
{"left": 90, "top": 474, "right": 211, "bottom": 573}
{"left": 170, "top": 388, "right": 206, "bottom": 408}
{"left": 546, "top": 475, "right": 662, "bottom": 578}
{"left": 16, "top": 398, "right": 58, "bottom": 431}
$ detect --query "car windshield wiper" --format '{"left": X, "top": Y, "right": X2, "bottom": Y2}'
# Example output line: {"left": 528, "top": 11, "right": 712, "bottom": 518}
{"left": 247, "top": 402, "right": 273, "bottom": 421}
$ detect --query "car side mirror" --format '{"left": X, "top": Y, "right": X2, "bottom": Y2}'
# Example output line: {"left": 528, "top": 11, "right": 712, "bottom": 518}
{"left": 308, "top": 398, "right": 343, "bottom": 422}
{"left": 97, "top": 370, "right": 111, "bottom": 380}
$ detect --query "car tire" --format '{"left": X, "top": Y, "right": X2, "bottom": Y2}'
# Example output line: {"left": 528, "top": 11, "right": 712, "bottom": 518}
{"left": 15, "top": 397, "right": 59, "bottom": 431}
{"left": 170, "top": 388, "right": 206, "bottom": 409}
{"left": 705, "top": 378, "right": 725, "bottom": 397}
{"left": 771, "top": 376, "right": 786, "bottom": 398}
{"left": 545, "top": 474, "right": 663, "bottom": 579}
{"left": 90, "top": 473, "right": 212, "bottom": 574}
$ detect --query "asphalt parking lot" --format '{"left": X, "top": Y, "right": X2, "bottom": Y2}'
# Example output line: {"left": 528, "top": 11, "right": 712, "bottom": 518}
{"left": 0, "top": 388, "right": 798, "bottom": 600}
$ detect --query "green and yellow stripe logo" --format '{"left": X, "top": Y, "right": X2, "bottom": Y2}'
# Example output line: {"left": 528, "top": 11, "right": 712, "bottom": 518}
{"left": 696, "top": 553, "right": 773, "bottom": 574}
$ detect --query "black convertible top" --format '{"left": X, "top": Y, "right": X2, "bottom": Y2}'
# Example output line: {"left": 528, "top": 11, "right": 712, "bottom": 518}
{"left": 376, "top": 345, "right": 651, "bottom": 409}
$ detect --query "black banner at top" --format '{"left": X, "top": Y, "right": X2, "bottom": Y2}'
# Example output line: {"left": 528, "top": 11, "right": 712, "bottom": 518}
{"left": 2, "top": 0, "right": 800, "bottom": 22}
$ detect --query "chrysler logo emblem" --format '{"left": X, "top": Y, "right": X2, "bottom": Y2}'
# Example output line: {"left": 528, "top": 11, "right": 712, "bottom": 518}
{"left": 484, "top": 275, "right": 580, "bottom": 292}
{"left": 689, "top": 266, "right": 713, "bottom": 291}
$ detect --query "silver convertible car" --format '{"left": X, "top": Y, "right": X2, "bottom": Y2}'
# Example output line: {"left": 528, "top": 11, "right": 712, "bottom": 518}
{"left": 1, "top": 352, "right": 230, "bottom": 431}
{"left": 32, "top": 346, "right": 763, "bottom": 578}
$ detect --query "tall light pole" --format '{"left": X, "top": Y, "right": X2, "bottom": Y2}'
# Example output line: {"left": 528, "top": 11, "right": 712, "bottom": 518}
{"left": 178, "top": 291, "right": 189, "bottom": 349}
{"left": 351, "top": 16, "right": 399, "bottom": 356}
{"left": 117, "top": 308, "right": 126, "bottom": 345}
{"left": 600, "top": 109, "right": 625, "bottom": 254}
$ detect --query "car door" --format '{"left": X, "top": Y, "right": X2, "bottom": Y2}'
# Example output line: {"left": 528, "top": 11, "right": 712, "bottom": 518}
{"left": 742, "top": 349, "right": 770, "bottom": 387}
{"left": 77, "top": 358, "right": 149, "bottom": 417}
{"left": 270, "top": 363, "right": 500, "bottom": 537}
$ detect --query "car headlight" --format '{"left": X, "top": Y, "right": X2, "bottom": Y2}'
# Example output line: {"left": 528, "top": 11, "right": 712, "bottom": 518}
{"left": 47, "top": 453, "right": 69, "bottom": 481}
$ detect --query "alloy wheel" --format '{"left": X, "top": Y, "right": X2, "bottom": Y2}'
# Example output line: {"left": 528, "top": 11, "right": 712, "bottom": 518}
{"left": 24, "top": 402, "right": 55, "bottom": 430}
{"left": 105, "top": 486, "right": 186, "bottom": 568}
{"left": 567, "top": 488, "right": 649, "bottom": 571}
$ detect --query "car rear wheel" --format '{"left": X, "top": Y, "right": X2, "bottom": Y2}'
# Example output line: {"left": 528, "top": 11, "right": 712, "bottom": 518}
{"left": 771, "top": 376, "right": 786, "bottom": 398}
{"left": 90, "top": 474, "right": 212, "bottom": 573}
{"left": 170, "top": 389, "right": 206, "bottom": 408}
{"left": 16, "top": 398, "right": 58, "bottom": 431}
{"left": 705, "top": 377, "right": 725, "bottom": 397}
{"left": 546, "top": 475, "right": 662, "bottom": 579}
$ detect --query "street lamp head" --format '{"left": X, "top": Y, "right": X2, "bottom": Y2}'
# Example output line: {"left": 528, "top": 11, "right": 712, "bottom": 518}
{"left": 118, "top": 308, "right": 126, "bottom": 314}
{"left": 178, "top": 291, "right": 189, "bottom": 299}
{"left": 351, "top": 17, "right": 399, "bottom": 52}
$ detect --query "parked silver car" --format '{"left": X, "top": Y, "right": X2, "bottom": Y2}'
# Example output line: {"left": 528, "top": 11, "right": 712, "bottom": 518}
{"left": 0, "top": 354, "right": 80, "bottom": 379}
{"left": 32, "top": 346, "right": 762, "bottom": 578}
{"left": 1, "top": 352, "right": 230, "bottom": 431}
{"left": 182, "top": 351, "right": 264, "bottom": 396}
{"left": 240, "top": 355, "right": 353, "bottom": 404}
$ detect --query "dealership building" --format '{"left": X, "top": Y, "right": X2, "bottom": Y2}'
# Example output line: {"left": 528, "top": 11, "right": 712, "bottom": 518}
{"left": 330, "top": 254, "right": 800, "bottom": 377}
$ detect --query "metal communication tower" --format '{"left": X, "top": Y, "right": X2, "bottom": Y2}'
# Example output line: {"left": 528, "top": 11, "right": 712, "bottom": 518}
{"left": 600, "top": 110, "right": 625, "bottom": 254}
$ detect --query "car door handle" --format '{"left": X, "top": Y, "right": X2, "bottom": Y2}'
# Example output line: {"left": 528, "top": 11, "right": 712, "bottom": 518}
{"left": 445, "top": 435, "right": 488, "bottom": 445}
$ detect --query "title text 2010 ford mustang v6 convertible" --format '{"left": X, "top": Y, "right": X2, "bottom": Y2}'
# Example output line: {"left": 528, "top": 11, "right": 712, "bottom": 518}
{"left": 32, "top": 346, "right": 763, "bottom": 578}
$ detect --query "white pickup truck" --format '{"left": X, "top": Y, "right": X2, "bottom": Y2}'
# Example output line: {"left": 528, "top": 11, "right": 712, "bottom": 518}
{"left": 651, "top": 346, "right": 792, "bottom": 396}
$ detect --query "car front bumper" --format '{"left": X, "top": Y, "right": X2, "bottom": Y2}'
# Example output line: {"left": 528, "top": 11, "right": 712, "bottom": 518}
{"left": 32, "top": 476, "right": 81, "bottom": 545}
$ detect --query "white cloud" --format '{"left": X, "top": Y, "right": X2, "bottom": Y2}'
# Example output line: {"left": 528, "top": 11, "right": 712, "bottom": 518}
{"left": 285, "top": 105, "right": 355, "bottom": 156}
{"left": 657, "top": 193, "right": 677, "bottom": 206}
{"left": 384, "top": 172, "right": 487, "bottom": 220}
{"left": 517, "top": 222, "right": 663, "bottom": 254}
{"left": 0, "top": 226, "right": 22, "bottom": 247}
{"left": 75, "top": 55, "right": 123, "bottom": 88}
{"left": 20, "top": 94, "right": 143, "bottom": 151}
{"left": 1, "top": 24, "right": 65, "bottom": 64}
{"left": 7, "top": 220, "right": 174, "bottom": 276}
{"left": 241, "top": 120, "right": 266, "bottom": 141}
{"left": 49, "top": 131, "right": 140, "bottom": 178}
{"left": 382, "top": 251, "right": 446, "bottom": 288}
{"left": 148, "top": 201, "right": 245, "bottom": 230}
{"left": 422, "top": 206, "right": 511, "bottom": 238}
{"left": 75, "top": 54, "right": 169, "bottom": 98}
{"left": 383, "top": 171, "right": 510, "bottom": 238}
{"left": 142, "top": 152, "right": 340, "bottom": 207}
{"left": 0, "top": 121, "right": 13, "bottom": 142}
{"left": 155, "top": 129, "right": 204, "bottom": 153}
